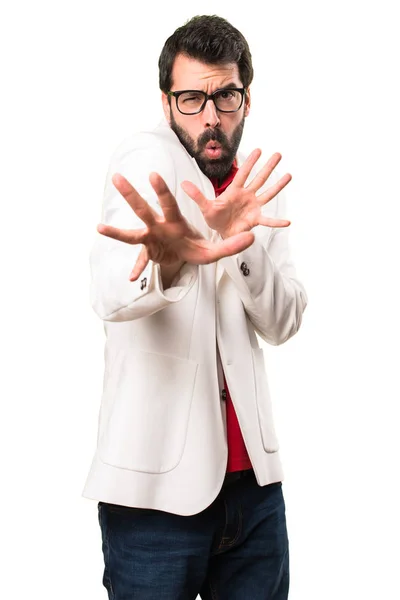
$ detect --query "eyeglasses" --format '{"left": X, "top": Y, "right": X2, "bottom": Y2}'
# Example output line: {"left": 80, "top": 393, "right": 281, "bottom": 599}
{"left": 167, "top": 88, "right": 246, "bottom": 115}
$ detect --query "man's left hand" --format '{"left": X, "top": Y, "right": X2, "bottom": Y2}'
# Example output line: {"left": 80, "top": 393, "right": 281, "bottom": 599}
{"left": 181, "top": 150, "right": 291, "bottom": 239}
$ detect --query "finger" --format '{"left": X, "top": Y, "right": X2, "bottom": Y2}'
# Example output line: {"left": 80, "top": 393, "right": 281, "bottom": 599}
{"left": 257, "top": 173, "right": 292, "bottom": 205}
{"left": 149, "top": 172, "right": 183, "bottom": 223}
{"left": 258, "top": 216, "right": 291, "bottom": 228}
{"left": 181, "top": 180, "right": 209, "bottom": 212}
{"left": 233, "top": 148, "right": 262, "bottom": 187}
{"left": 129, "top": 246, "right": 149, "bottom": 281}
{"left": 211, "top": 231, "right": 255, "bottom": 260}
{"left": 247, "top": 152, "right": 282, "bottom": 192}
{"left": 97, "top": 223, "right": 147, "bottom": 244}
{"left": 184, "top": 232, "right": 255, "bottom": 264}
{"left": 112, "top": 173, "right": 158, "bottom": 225}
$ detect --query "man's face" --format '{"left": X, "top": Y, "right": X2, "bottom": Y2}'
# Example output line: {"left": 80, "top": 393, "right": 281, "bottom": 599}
{"left": 162, "top": 54, "right": 251, "bottom": 181}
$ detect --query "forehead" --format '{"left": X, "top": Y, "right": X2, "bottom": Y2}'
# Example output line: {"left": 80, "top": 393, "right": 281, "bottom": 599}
{"left": 171, "top": 54, "right": 241, "bottom": 91}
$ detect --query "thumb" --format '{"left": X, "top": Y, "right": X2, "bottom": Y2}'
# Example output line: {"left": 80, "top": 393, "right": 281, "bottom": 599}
{"left": 217, "top": 231, "right": 255, "bottom": 259}
{"left": 200, "top": 231, "right": 255, "bottom": 264}
{"left": 129, "top": 246, "right": 149, "bottom": 281}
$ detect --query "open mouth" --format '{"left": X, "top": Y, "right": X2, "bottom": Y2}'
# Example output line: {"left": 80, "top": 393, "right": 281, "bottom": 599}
{"left": 204, "top": 141, "right": 222, "bottom": 159}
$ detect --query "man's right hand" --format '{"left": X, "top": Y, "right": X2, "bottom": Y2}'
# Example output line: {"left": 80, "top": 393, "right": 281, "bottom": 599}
{"left": 97, "top": 172, "right": 255, "bottom": 282}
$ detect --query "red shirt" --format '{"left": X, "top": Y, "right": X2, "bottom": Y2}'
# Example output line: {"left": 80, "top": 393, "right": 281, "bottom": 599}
{"left": 211, "top": 163, "right": 253, "bottom": 473}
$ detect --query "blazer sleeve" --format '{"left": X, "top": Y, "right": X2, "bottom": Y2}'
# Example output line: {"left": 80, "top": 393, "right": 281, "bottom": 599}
{"left": 90, "top": 134, "right": 198, "bottom": 322}
{"left": 219, "top": 177, "right": 308, "bottom": 346}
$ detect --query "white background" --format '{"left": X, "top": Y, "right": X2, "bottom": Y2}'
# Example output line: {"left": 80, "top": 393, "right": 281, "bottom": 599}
{"left": 1, "top": 1, "right": 399, "bottom": 598}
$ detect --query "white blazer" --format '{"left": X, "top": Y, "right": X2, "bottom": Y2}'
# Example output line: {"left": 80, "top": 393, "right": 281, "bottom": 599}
{"left": 82, "top": 119, "right": 307, "bottom": 515}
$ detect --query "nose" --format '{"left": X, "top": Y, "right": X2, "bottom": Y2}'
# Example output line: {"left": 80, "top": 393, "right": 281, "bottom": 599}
{"left": 202, "top": 99, "right": 221, "bottom": 129}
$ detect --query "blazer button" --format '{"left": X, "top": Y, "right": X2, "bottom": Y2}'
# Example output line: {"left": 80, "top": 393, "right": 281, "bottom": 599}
{"left": 140, "top": 277, "right": 147, "bottom": 290}
{"left": 240, "top": 262, "right": 250, "bottom": 276}
{"left": 221, "top": 389, "right": 227, "bottom": 401}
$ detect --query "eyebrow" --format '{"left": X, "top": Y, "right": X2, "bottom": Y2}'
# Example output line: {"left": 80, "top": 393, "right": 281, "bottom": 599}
{"left": 183, "top": 83, "right": 241, "bottom": 93}
{"left": 213, "top": 83, "right": 241, "bottom": 91}
{"left": 172, "top": 83, "right": 242, "bottom": 93}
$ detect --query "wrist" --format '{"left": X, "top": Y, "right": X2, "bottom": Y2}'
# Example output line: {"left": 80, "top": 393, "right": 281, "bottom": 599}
{"left": 160, "top": 260, "right": 185, "bottom": 289}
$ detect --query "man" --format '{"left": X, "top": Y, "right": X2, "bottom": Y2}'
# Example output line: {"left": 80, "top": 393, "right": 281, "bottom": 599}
{"left": 82, "top": 14, "right": 307, "bottom": 600}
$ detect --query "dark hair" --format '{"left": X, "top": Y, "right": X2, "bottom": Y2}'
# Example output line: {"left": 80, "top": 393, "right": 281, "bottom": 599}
{"left": 158, "top": 15, "right": 254, "bottom": 93}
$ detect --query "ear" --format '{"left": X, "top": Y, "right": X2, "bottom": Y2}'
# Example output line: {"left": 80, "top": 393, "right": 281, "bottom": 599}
{"left": 244, "top": 87, "right": 251, "bottom": 117}
{"left": 162, "top": 92, "right": 171, "bottom": 123}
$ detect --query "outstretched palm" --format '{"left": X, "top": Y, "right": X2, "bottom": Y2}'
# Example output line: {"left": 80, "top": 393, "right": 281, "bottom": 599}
{"left": 97, "top": 172, "right": 255, "bottom": 281}
{"left": 97, "top": 150, "right": 292, "bottom": 281}
{"left": 181, "top": 150, "right": 291, "bottom": 238}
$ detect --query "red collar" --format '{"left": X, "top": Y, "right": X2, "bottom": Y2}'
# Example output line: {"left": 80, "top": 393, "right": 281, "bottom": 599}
{"left": 210, "top": 159, "right": 238, "bottom": 196}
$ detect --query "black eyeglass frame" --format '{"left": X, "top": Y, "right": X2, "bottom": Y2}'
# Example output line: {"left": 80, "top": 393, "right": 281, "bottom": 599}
{"left": 167, "top": 87, "right": 247, "bottom": 115}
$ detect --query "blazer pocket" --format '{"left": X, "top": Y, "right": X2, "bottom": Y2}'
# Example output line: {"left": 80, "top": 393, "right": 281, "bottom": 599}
{"left": 252, "top": 347, "right": 280, "bottom": 453}
{"left": 98, "top": 350, "right": 198, "bottom": 474}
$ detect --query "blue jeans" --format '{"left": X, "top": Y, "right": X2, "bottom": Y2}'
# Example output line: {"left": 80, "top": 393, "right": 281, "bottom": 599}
{"left": 98, "top": 470, "right": 289, "bottom": 599}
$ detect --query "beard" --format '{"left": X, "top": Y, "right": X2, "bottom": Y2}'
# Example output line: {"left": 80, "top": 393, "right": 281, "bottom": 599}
{"left": 169, "top": 111, "right": 245, "bottom": 181}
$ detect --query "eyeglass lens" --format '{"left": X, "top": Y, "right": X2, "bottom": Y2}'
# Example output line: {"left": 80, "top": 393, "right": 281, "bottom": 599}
{"left": 177, "top": 90, "right": 242, "bottom": 114}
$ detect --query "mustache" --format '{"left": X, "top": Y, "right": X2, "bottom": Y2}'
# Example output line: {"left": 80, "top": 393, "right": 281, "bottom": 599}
{"left": 197, "top": 129, "right": 229, "bottom": 151}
